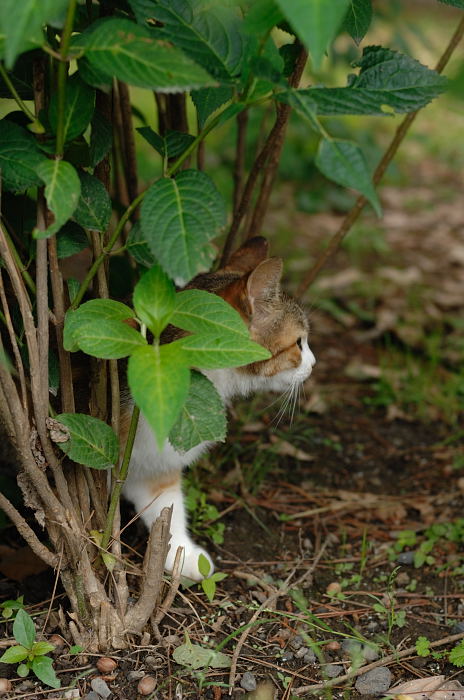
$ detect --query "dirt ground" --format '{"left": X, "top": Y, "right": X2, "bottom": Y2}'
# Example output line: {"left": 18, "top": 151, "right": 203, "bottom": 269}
{"left": 1, "top": 156, "right": 464, "bottom": 699}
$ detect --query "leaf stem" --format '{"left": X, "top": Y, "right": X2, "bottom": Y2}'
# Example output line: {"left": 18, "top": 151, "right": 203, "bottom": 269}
{"left": 55, "top": 0, "right": 78, "bottom": 157}
{"left": 0, "top": 62, "right": 37, "bottom": 124}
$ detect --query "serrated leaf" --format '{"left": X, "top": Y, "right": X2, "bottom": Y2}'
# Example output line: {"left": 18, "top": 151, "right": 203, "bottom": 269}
{"left": 128, "top": 344, "right": 190, "bottom": 449}
{"left": 275, "top": 0, "right": 351, "bottom": 70}
{"left": 133, "top": 264, "right": 176, "bottom": 337}
{"left": 438, "top": 0, "right": 464, "bottom": 7}
{"left": 343, "top": 0, "right": 372, "bottom": 44}
{"left": 56, "top": 222, "right": 89, "bottom": 259}
{"left": 31, "top": 655, "right": 61, "bottom": 689}
{"left": 13, "top": 609, "right": 35, "bottom": 649}
{"left": 34, "top": 160, "right": 81, "bottom": 239}
{"left": 172, "top": 289, "right": 249, "bottom": 339}
{"left": 0, "top": 0, "right": 67, "bottom": 68}
{"left": 173, "top": 642, "right": 231, "bottom": 670}
{"left": 315, "top": 138, "right": 381, "bottom": 216}
{"left": 141, "top": 170, "right": 226, "bottom": 285}
{"left": 179, "top": 334, "right": 271, "bottom": 369}
{"left": 127, "top": 222, "right": 156, "bottom": 268}
{"left": 191, "top": 86, "right": 233, "bottom": 128}
{"left": 48, "top": 73, "right": 95, "bottom": 144}
{"left": 415, "top": 636, "right": 431, "bottom": 657}
{"left": 55, "top": 413, "right": 119, "bottom": 470}
{"left": 73, "top": 172, "right": 112, "bottom": 232}
{"left": 169, "top": 371, "right": 226, "bottom": 452}
{"left": 131, "top": 0, "right": 245, "bottom": 80}
{"left": 89, "top": 111, "right": 112, "bottom": 167}
{"left": 70, "top": 318, "right": 146, "bottom": 359}
{"left": 0, "top": 645, "right": 29, "bottom": 664}
{"left": 64, "top": 299, "right": 136, "bottom": 352}
{"left": 448, "top": 641, "right": 464, "bottom": 667}
{"left": 78, "top": 18, "right": 215, "bottom": 92}
{"left": 0, "top": 120, "right": 47, "bottom": 192}
{"left": 302, "top": 46, "right": 447, "bottom": 116}
{"left": 31, "top": 641, "right": 56, "bottom": 656}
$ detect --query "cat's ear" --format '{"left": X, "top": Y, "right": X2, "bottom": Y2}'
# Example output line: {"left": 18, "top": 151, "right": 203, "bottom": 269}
{"left": 247, "top": 258, "right": 283, "bottom": 314}
{"left": 222, "top": 236, "right": 269, "bottom": 274}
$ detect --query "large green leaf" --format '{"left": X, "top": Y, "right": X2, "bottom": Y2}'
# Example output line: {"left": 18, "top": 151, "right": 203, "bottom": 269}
{"left": 78, "top": 18, "right": 215, "bottom": 91}
{"left": 55, "top": 413, "right": 119, "bottom": 470}
{"left": 48, "top": 74, "right": 95, "bottom": 144}
{"left": 286, "top": 46, "right": 447, "bottom": 116}
{"left": 137, "top": 127, "right": 196, "bottom": 159}
{"left": 128, "top": 344, "right": 190, "bottom": 449}
{"left": 73, "top": 172, "right": 112, "bottom": 232}
{"left": 343, "top": 0, "right": 372, "bottom": 44}
{"left": 132, "top": 0, "right": 245, "bottom": 80}
{"left": 140, "top": 170, "right": 226, "bottom": 285}
{"left": 133, "top": 264, "right": 176, "bottom": 337}
{"left": 169, "top": 371, "right": 226, "bottom": 453}
{"left": 243, "top": 0, "right": 283, "bottom": 37}
{"left": 173, "top": 641, "right": 231, "bottom": 670}
{"left": 64, "top": 299, "right": 135, "bottom": 351}
{"left": 191, "top": 86, "right": 233, "bottom": 128}
{"left": 89, "top": 112, "right": 112, "bottom": 167}
{"left": 13, "top": 609, "right": 35, "bottom": 649}
{"left": 0, "top": 0, "right": 67, "bottom": 68}
{"left": 56, "top": 222, "right": 89, "bottom": 259}
{"left": 127, "top": 222, "right": 156, "bottom": 268}
{"left": 0, "top": 646, "right": 29, "bottom": 664}
{"left": 275, "top": 0, "right": 351, "bottom": 70}
{"left": 315, "top": 138, "right": 381, "bottom": 215}
{"left": 437, "top": 0, "right": 464, "bottom": 7}
{"left": 179, "top": 334, "right": 271, "bottom": 369}
{"left": 70, "top": 318, "right": 146, "bottom": 359}
{"left": 34, "top": 160, "right": 81, "bottom": 238}
{"left": 172, "top": 290, "right": 250, "bottom": 339}
{"left": 0, "top": 120, "right": 47, "bottom": 192}
{"left": 31, "top": 656, "right": 61, "bottom": 689}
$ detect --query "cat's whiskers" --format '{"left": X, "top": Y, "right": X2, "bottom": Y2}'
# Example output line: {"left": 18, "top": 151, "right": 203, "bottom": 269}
{"left": 271, "top": 384, "right": 294, "bottom": 427}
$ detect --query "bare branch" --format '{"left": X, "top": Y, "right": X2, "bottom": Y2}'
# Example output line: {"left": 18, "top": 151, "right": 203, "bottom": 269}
{"left": 118, "top": 81, "right": 139, "bottom": 207}
{"left": 232, "top": 109, "right": 248, "bottom": 216}
{"left": 0, "top": 269, "right": 28, "bottom": 412}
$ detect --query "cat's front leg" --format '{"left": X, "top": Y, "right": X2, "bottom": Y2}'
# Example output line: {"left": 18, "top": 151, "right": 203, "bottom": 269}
{"left": 123, "top": 471, "right": 214, "bottom": 581}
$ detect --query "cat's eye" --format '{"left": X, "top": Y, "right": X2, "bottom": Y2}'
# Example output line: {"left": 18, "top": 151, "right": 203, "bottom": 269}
{"left": 296, "top": 337, "right": 303, "bottom": 350}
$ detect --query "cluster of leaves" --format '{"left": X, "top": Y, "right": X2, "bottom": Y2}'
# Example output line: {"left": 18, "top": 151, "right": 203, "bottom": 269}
{"left": 0, "top": 609, "right": 60, "bottom": 688}
{"left": 416, "top": 636, "right": 464, "bottom": 668}
{"left": 391, "top": 519, "right": 464, "bottom": 570}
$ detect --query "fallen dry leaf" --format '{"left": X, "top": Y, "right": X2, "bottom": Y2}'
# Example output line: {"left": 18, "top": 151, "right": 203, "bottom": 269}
{"left": 390, "top": 675, "right": 464, "bottom": 700}
{"left": 268, "top": 435, "right": 314, "bottom": 461}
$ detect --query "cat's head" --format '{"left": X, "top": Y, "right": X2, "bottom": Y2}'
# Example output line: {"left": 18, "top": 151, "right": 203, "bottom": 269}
{"left": 190, "top": 237, "right": 316, "bottom": 396}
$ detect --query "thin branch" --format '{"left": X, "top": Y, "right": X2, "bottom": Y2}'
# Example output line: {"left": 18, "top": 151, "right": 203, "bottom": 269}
{"left": 0, "top": 61, "right": 37, "bottom": 124}
{"left": 296, "top": 15, "right": 464, "bottom": 297}
{"left": 55, "top": 0, "right": 78, "bottom": 156}
{"left": 0, "top": 493, "right": 59, "bottom": 568}
{"left": 232, "top": 109, "right": 248, "bottom": 215}
{"left": 0, "top": 270, "right": 28, "bottom": 412}
{"left": 153, "top": 546, "right": 183, "bottom": 627}
{"left": 118, "top": 81, "right": 139, "bottom": 206}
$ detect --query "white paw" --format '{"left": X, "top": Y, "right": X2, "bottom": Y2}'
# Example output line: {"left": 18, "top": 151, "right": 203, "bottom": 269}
{"left": 166, "top": 542, "right": 214, "bottom": 581}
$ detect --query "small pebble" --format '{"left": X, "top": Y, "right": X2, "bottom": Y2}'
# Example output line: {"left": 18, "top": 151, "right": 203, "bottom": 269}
{"left": 396, "top": 551, "right": 415, "bottom": 565}
{"left": 289, "top": 635, "right": 303, "bottom": 650}
{"left": 395, "top": 572, "right": 410, "bottom": 586}
{"left": 240, "top": 672, "right": 257, "bottom": 692}
{"left": 295, "top": 647, "right": 308, "bottom": 659}
{"left": 452, "top": 621, "right": 464, "bottom": 634}
{"left": 83, "top": 693, "right": 100, "bottom": 700}
{"left": 325, "top": 663, "right": 343, "bottom": 678}
{"left": 91, "top": 677, "right": 112, "bottom": 699}
{"left": 281, "top": 651, "right": 294, "bottom": 662}
{"left": 362, "top": 644, "right": 380, "bottom": 662}
{"left": 341, "top": 639, "right": 362, "bottom": 656}
{"left": 17, "top": 681, "right": 35, "bottom": 692}
{"left": 303, "top": 649, "right": 316, "bottom": 664}
{"left": 355, "top": 666, "right": 392, "bottom": 695}
{"left": 144, "top": 655, "right": 164, "bottom": 670}
{"left": 137, "top": 676, "right": 156, "bottom": 696}
{"left": 366, "top": 620, "right": 379, "bottom": 632}
{"left": 127, "top": 670, "right": 145, "bottom": 682}
{"left": 163, "top": 634, "right": 180, "bottom": 645}
{"left": 326, "top": 640, "right": 340, "bottom": 652}
{"left": 64, "top": 690, "right": 80, "bottom": 699}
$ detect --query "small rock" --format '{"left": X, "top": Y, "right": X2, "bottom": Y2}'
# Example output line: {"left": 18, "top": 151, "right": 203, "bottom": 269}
{"left": 326, "top": 640, "right": 341, "bottom": 652}
{"left": 83, "top": 693, "right": 100, "bottom": 700}
{"left": 303, "top": 649, "right": 316, "bottom": 664}
{"left": 240, "top": 672, "right": 257, "bottom": 692}
{"left": 355, "top": 667, "right": 392, "bottom": 695}
{"left": 295, "top": 647, "right": 308, "bottom": 659}
{"left": 17, "top": 681, "right": 35, "bottom": 692}
{"left": 163, "top": 634, "right": 180, "bottom": 645}
{"left": 325, "top": 664, "right": 343, "bottom": 678}
{"left": 396, "top": 551, "right": 415, "bottom": 565}
{"left": 395, "top": 572, "right": 410, "bottom": 586}
{"left": 341, "top": 639, "right": 363, "bottom": 657}
{"left": 326, "top": 581, "right": 342, "bottom": 595}
{"left": 144, "top": 655, "right": 164, "bottom": 670}
{"left": 127, "top": 670, "right": 145, "bottom": 682}
{"left": 64, "top": 691, "right": 81, "bottom": 699}
{"left": 302, "top": 538, "right": 313, "bottom": 550}
{"left": 362, "top": 644, "right": 380, "bottom": 662}
{"left": 452, "top": 621, "right": 464, "bottom": 634}
{"left": 281, "top": 651, "right": 294, "bottom": 662}
{"left": 366, "top": 620, "right": 379, "bottom": 632}
{"left": 289, "top": 634, "right": 303, "bottom": 650}
{"left": 137, "top": 676, "right": 156, "bottom": 696}
{"left": 91, "top": 677, "right": 112, "bottom": 699}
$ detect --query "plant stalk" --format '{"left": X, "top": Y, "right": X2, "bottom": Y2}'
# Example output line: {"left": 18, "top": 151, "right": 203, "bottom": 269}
{"left": 55, "top": 0, "right": 78, "bottom": 157}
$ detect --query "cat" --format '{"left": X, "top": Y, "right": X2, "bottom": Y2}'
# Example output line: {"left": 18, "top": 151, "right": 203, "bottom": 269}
{"left": 122, "top": 237, "right": 316, "bottom": 580}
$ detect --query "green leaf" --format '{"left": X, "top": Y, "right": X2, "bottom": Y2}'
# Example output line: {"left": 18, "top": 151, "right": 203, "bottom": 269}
{"left": 300, "top": 46, "right": 448, "bottom": 116}
{"left": 89, "top": 111, "right": 112, "bottom": 167}
{"left": 198, "top": 552, "right": 212, "bottom": 578}
{"left": 102, "top": 551, "right": 116, "bottom": 572}
{"left": 31, "top": 655, "right": 61, "bottom": 689}
{"left": 78, "top": 18, "right": 215, "bottom": 91}
{"left": 64, "top": 299, "right": 136, "bottom": 352}
{"left": 13, "top": 609, "right": 35, "bottom": 649}
{"left": 17, "top": 663, "right": 30, "bottom": 678}
{"left": 73, "top": 172, "right": 112, "bottom": 233}
{"left": 34, "top": 160, "right": 81, "bottom": 239}
{"left": 132, "top": 0, "right": 245, "bottom": 80}
{"left": 141, "top": 170, "right": 226, "bottom": 285}
{"left": 0, "top": 120, "right": 47, "bottom": 192}
{"left": 437, "top": 0, "right": 464, "bottom": 7}
{"left": 54, "top": 413, "right": 119, "bottom": 470}
{"left": 243, "top": 0, "right": 284, "bottom": 37}
{"left": 415, "top": 636, "right": 431, "bottom": 657}
{"left": 31, "top": 641, "right": 56, "bottom": 656}
{"left": 0, "top": 645, "right": 29, "bottom": 664}
{"left": 179, "top": 334, "right": 271, "bottom": 369}
{"left": 173, "top": 641, "right": 231, "bottom": 670}
{"left": 56, "top": 222, "right": 89, "bottom": 259}
{"left": 191, "top": 86, "right": 233, "bottom": 128}
{"left": 128, "top": 345, "right": 190, "bottom": 449}
{"left": 0, "top": 0, "right": 68, "bottom": 68}
{"left": 136, "top": 127, "right": 196, "bottom": 159}
{"left": 169, "top": 371, "right": 226, "bottom": 452}
{"left": 315, "top": 138, "right": 381, "bottom": 216}
{"left": 275, "top": 90, "right": 319, "bottom": 132}
{"left": 127, "top": 222, "right": 156, "bottom": 268}
{"left": 133, "top": 264, "right": 176, "bottom": 337}
{"left": 172, "top": 290, "right": 249, "bottom": 339}
{"left": 275, "top": 0, "right": 351, "bottom": 70}
{"left": 69, "top": 645, "right": 83, "bottom": 655}
{"left": 201, "top": 577, "right": 216, "bottom": 602}
{"left": 136, "top": 126, "right": 165, "bottom": 156}
{"left": 48, "top": 73, "right": 95, "bottom": 144}
{"left": 69, "top": 318, "right": 146, "bottom": 359}
{"left": 343, "top": 0, "right": 372, "bottom": 44}
{"left": 448, "top": 641, "right": 464, "bottom": 667}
